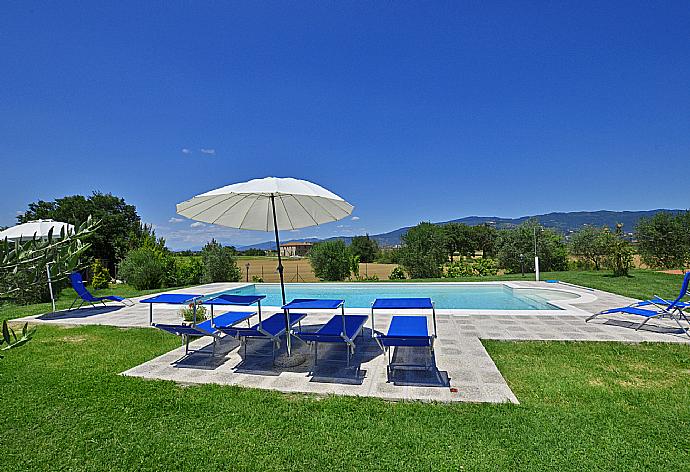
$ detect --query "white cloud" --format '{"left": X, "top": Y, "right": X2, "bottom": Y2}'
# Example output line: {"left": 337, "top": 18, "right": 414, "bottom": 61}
{"left": 200, "top": 148, "right": 216, "bottom": 155}
{"left": 181, "top": 148, "right": 191, "bottom": 154}
{"left": 351, "top": 216, "right": 360, "bottom": 221}
{"left": 168, "top": 217, "right": 184, "bottom": 224}
{"left": 190, "top": 222, "right": 206, "bottom": 228}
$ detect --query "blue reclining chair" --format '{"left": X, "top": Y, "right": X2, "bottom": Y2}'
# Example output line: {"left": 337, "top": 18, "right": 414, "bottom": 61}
{"left": 216, "top": 311, "right": 307, "bottom": 363}
{"left": 586, "top": 272, "right": 690, "bottom": 336}
{"left": 68, "top": 272, "right": 133, "bottom": 311}
{"left": 371, "top": 298, "right": 438, "bottom": 379}
{"left": 143, "top": 293, "right": 257, "bottom": 358}
{"left": 289, "top": 299, "right": 368, "bottom": 370}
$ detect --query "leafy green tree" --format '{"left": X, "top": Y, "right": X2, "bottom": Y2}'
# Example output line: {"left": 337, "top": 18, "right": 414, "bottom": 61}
{"left": 349, "top": 235, "right": 379, "bottom": 263}
{"left": 309, "top": 240, "right": 351, "bottom": 281}
{"left": 442, "top": 223, "right": 475, "bottom": 261}
{"left": 636, "top": 212, "right": 689, "bottom": 269}
{"left": 201, "top": 239, "right": 241, "bottom": 283}
{"left": 605, "top": 224, "right": 634, "bottom": 276}
{"left": 398, "top": 222, "right": 447, "bottom": 278}
{"left": 495, "top": 219, "right": 568, "bottom": 273}
{"left": 569, "top": 225, "right": 610, "bottom": 270}
{"left": 19, "top": 192, "right": 141, "bottom": 272}
{"left": 90, "top": 259, "right": 111, "bottom": 289}
{"left": 471, "top": 224, "right": 498, "bottom": 258}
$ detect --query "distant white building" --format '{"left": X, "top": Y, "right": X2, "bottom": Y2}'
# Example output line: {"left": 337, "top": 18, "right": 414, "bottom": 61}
{"left": 280, "top": 242, "right": 313, "bottom": 257}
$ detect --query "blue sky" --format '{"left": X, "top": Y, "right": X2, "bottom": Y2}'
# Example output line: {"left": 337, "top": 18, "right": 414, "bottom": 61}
{"left": 2, "top": 2, "right": 689, "bottom": 249}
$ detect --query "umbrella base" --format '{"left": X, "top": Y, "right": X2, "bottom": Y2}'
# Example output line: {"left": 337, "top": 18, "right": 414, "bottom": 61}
{"left": 274, "top": 351, "right": 307, "bottom": 368}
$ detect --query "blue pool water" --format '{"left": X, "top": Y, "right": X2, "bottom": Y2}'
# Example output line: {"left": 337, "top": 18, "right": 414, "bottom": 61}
{"left": 217, "top": 283, "right": 561, "bottom": 310}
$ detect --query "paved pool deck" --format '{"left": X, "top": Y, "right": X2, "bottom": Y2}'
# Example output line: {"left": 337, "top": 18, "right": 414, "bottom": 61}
{"left": 17, "top": 281, "right": 690, "bottom": 404}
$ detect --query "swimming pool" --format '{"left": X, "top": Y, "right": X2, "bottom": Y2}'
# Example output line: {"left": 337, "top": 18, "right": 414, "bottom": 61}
{"left": 216, "top": 283, "right": 565, "bottom": 310}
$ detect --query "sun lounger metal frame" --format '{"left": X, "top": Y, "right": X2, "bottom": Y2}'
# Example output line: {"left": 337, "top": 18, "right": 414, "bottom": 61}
{"left": 287, "top": 299, "right": 367, "bottom": 370}
{"left": 586, "top": 272, "right": 690, "bottom": 337}
{"left": 371, "top": 298, "right": 438, "bottom": 378}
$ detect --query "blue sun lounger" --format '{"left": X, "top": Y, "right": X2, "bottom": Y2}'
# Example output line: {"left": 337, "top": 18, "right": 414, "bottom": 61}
{"left": 68, "top": 272, "right": 133, "bottom": 310}
{"left": 145, "top": 293, "right": 257, "bottom": 357}
{"left": 215, "top": 311, "right": 307, "bottom": 362}
{"left": 586, "top": 272, "right": 690, "bottom": 337}
{"left": 289, "top": 299, "right": 368, "bottom": 369}
{"left": 140, "top": 293, "right": 204, "bottom": 325}
{"left": 371, "top": 298, "right": 438, "bottom": 378}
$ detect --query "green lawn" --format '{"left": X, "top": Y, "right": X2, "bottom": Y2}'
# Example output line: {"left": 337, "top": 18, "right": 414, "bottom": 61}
{"left": 404, "top": 269, "right": 686, "bottom": 300}
{"left": 1, "top": 324, "right": 688, "bottom": 470}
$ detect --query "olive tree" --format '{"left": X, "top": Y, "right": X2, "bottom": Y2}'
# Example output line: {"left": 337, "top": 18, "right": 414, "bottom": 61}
{"left": 309, "top": 240, "right": 351, "bottom": 281}
{"left": 398, "top": 222, "right": 447, "bottom": 278}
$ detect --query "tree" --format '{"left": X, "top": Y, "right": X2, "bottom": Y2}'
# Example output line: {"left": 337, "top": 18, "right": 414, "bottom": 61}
{"left": 636, "top": 212, "right": 689, "bottom": 269}
{"left": 201, "top": 239, "right": 241, "bottom": 283}
{"left": 471, "top": 224, "right": 498, "bottom": 258}
{"left": 442, "top": 223, "right": 475, "bottom": 261}
{"left": 19, "top": 192, "right": 141, "bottom": 273}
{"left": 398, "top": 222, "right": 447, "bottom": 278}
{"left": 1, "top": 217, "right": 98, "bottom": 304}
{"left": 495, "top": 219, "right": 568, "bottom": 273}
{"left": 349, "top": 235, "right": 379, "bottom": 263}
{"left": 310, "top": 240, "right": 351, "bottom": 281}
{"left": 569, "top": 225, "right": 610, "bottom": 270}
{"left": 605, "top": 223, "right": 634, "bottom": 277}
{"left": 309, "top": 240, "right": 351, "bottom": 281}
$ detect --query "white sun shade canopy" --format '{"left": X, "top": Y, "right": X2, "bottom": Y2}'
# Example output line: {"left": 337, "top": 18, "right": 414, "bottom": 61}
{"left": 176, "top": 177, "right": 354, "bottom": 231}
{"left": 0, "top": 219, "right": 75, "bottom": 242}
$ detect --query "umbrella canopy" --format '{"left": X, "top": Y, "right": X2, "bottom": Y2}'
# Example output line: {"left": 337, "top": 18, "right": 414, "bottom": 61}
{"left": 177, "top": 177, "right": 354, "bottom": 358}
{"left": 0, "top": 219, "right": 74, "bottom": 242}
{"left": 176, "top": 177, "right": 353, "bottom": 231}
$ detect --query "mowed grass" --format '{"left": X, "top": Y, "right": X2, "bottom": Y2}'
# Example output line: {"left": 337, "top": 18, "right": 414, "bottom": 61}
{"left": 406, "top": 269, "right": 686, "bottom": 300}
{"left": 1, "top": 324, "right": 688, "bottom": 471}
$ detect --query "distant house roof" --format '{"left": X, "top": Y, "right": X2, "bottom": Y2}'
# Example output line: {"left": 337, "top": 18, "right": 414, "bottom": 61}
{"left": 280, "top": 242, "right": 314, "bottom": 248}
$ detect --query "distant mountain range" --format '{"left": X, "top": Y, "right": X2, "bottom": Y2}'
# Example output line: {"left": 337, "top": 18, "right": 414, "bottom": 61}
{"left": 237, "top": 209, "right": 684, "bottom": 251}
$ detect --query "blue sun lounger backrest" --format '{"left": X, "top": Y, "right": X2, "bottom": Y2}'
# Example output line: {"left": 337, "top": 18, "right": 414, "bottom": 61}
{"left": 669, "top": 272, "right": 690, "bottom": 310}
{"left": 70, "top": 272, "right": 98, "bottom": 302}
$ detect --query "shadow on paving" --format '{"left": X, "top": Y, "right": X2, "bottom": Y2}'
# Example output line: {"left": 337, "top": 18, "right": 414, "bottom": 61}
{"left": 170, "top": 337, "right": 241, "bottom": 370}
{"left": 36, "top": 305, "right": 123, "bottom": 320}
{"left": 602, "top": 319, "right": 689, "bottom": 335}
{"left": 387, "top": 346, "right": 449, "bottom": 387}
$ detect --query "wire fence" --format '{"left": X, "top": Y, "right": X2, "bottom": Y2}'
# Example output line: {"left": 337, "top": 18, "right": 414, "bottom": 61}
{"left": 238, "top": 257, "right": 398, "bottom": 282}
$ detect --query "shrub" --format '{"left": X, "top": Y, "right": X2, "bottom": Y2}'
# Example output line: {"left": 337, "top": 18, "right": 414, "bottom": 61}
{"left": 201, "top": 240, "right": 241, "bottom": 283}
{"left": 309, "top": 240, "right": 351, "bottom": 281}
{"left": 90, "top": 259, "right": 110, "bottom": 289}
{"left": 398, "top": 222, "right": 447, "bottom": 278}
{"left": 118, "top": 247, "right": 168, "bottom": 290}
{"left": 179, "top": 302, "right": 207, "bottom": 323}
{"left": 444, "top": 260, "right": 475, "bottom": 278}
{"left": 251, "top": 275, "right": 264, "bottom": 283}
{"left": 389, "top": 266, "right": 406, "bottom": 280}
{"left": 443, "top": 258, "right": 498, "bottom": 278}
{"left": 173, "top": 257, "right": 203, "bottom": 286}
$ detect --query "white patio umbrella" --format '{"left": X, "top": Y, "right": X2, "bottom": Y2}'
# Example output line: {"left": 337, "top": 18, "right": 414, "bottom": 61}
{"left": 0, "top": 219, "right": 74, "bottom": 242}
{"left": 176, "top": 177, "right": 354, "bottom": 357}
{"left": 0, "top": 219, "right": 75, "bottom": 313}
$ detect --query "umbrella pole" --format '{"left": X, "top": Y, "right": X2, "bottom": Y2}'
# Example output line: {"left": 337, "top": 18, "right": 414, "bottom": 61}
{"left": 271, "top": 195, "right": 291, "bottom": 356}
